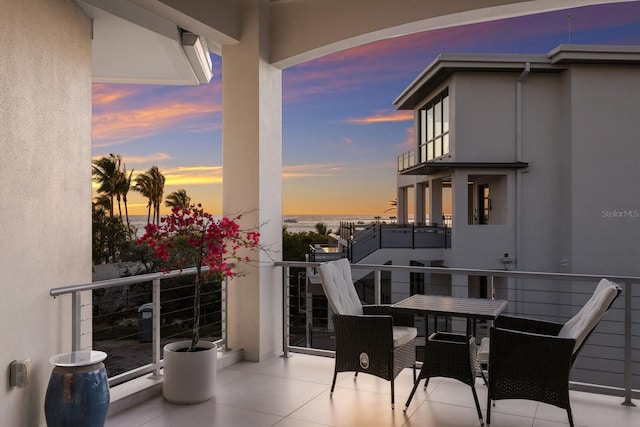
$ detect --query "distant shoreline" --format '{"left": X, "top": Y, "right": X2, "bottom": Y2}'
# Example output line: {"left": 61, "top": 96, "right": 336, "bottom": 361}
{"left": 127, "top": 214, "right": 401, "bottom": 234}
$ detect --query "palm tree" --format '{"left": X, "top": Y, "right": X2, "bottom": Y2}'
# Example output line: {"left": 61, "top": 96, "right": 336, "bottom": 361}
{"left": 149, "top": 166, "right": 165, "bottom": 225}
{"left": 113, "top": 169, "right": 125, "bottom": 221}
{"left": 133, "top": 172, "right": 154, "bottom": 224}
{"left": 384, "top": 197, "right": 397, "bottom": 213}
{"left": 120, "top": 168, "right": 134, "bottom": 228}
{"left": 315, "top": 222, "right": 328, "bottom": 235}
{"left": 92, "top": 154, "right": 122, "bottom": 218}
{"left": 93, "top": 194, "right": 112, "bottom": 213}
{"left": 165, "top": 189, "right": 191, "bottom": 210}
{"left": 134, "top": 166, "right": 165, "bottom": 225}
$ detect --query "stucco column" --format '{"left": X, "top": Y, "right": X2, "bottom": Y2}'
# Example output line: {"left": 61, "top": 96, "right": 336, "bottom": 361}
{"left": 414, "top": 182, "right": 425, "bottom": 225}
{"left": 397, "top": 187, "right": 408, "bottom": 224}
{"left": 429, "top": 178, "right": 443, "bottom": 226}
{"left": 222, "top": 0, "right": 283, "bottom": 361}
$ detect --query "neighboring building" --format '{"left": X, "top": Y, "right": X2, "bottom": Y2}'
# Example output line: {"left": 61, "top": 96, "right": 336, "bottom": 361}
{"left": 392, "top": 44, "right": 640, "bottom": 302}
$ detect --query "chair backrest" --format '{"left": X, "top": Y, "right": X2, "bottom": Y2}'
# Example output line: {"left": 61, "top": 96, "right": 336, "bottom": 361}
{"left": 317, "top": 258, "right": 363, "bottom": 316}
{"left": 558, "top": 278, "right": 621, "bottom": 353}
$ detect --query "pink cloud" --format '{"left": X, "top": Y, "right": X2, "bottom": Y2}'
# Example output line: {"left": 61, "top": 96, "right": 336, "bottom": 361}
{"left": 345, "top": 111, "right": 413, "bottom": 125}
{"left": 92, "top": 83, "right": 221, "bottom": 148}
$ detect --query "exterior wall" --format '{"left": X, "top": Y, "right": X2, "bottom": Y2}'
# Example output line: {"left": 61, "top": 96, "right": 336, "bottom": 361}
{"left": 453, "top": 73, "right": 518, "bottom": 163}
{"left": 0, "top": 1, "right": 92, "bottom": 425}
{"left": 518, "top": 73, "right": 566, "bottom": 273}
{"left": 445, "top": 169, "right": 517, "bottom": 270}
{"left": 568, "top": 65, "right": 640, "bottom": 277}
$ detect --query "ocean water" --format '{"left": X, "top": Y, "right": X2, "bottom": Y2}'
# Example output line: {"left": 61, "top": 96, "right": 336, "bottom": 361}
{"left": 127, "top": 214, "right": 383, "bottom": 235}
{"left": 282, "top": 215, "right": 382, "bottom": 233}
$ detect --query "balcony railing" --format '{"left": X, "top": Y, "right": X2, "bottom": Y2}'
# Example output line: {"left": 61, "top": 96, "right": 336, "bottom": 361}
{"left": 278, "top": 261, "right": 639, "bottom": 405}
{"left": 51, "top": 261, "right": 639, "bottom": 407}
{"left": 50, "top": 267, "right": 227, "bottom": 387}
{"left": 340, "top": 223, "right": 451, "bottom": 263}
{"left": 398, "top": 149, "right": 416, "bottom": 172}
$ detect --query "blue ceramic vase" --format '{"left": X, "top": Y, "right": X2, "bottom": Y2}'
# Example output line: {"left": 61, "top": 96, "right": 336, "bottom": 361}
{"left": 44, "top": 351, "right": 110, "bottom": 427}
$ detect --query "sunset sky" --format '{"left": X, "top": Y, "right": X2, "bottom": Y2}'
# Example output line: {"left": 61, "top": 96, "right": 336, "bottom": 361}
{"left": 92, "top": 2, "right": 640, "bottom": 217}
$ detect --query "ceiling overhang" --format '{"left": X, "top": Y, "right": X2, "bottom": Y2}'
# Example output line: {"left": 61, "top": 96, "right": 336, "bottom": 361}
{"left": 78, "top": 0, "right": 219, "bottom": 85}
{"left": 400, "top": 161, "right": 529, "bottom": 176}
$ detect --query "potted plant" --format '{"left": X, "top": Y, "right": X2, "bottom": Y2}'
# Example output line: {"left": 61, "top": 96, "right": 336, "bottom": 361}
{"left": 138, "top": 204, "right": 259, "bottom": 403}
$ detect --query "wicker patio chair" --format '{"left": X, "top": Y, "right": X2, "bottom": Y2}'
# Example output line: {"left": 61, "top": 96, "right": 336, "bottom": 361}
{"left": 405, "top": 332, "right": 484, "bottom": 425}
{"left": 486, "top": 278, "right": 622, "bottom": 427}
{"left": 318, "top": 258, "right": 417, "bottom": 409}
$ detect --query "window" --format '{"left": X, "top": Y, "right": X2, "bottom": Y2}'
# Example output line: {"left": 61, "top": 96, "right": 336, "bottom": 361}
{"left": 479, "top": 184, "right": 490, "bottom": 224}
{"left": 419, "top": 90, "right": 450, "bottom": 162}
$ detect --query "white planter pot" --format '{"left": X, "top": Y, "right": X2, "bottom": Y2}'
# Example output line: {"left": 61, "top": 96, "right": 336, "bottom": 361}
{"left": 163, "top": 340, "right": 217, "bottom": 404}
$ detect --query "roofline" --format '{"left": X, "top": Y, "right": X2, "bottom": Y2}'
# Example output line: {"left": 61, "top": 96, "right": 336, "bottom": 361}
{"left": 394, "top": 44, "right": 640, "bottom": 110}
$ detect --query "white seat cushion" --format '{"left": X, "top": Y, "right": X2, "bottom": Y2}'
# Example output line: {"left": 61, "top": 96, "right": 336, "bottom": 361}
{"left": 477, "top": 337, "right": 490, "bottom": 364}
{"left": 558, "top": 278, "right": 619, "bottom": 352}
{"left": 393, "top": 326, "right": 418, "bottom": 348}
{"left": 317, "top": 259, "right": 363, "bottom": 316}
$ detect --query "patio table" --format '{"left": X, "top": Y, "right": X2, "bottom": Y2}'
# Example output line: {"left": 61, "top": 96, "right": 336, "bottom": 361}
{"left": 391, "top": 294, "right": 507, "bottom": 422}
{"left": 391, "top": 294, "right": 507, "bottom": 337}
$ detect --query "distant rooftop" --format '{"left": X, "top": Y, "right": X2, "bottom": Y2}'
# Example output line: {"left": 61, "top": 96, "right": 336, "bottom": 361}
{"left": 394, "top": 44, "right": 640, "bottom": 109}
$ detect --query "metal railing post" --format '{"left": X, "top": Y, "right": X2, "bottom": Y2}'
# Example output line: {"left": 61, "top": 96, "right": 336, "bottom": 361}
{"left": 72, "top": 291, "right": 81, "bottom": 352}
{"left": 488, "top": 275, "right": 495, "bottom": 300}
{"left": 622, "top": 280, "right": 636, "bottom": 406}
{"left": 412, "top": 223, "right": 415, "bottom": 249}
{"left": 282, "top": 265, "right": 290, "bottom": 357}
{"left": 150, "top": 278, "right": 162, "bottom": 378}
{"left": 221, "top": 276, "right": 228, "bottom": 351}
{"left": 374, "top": 268, "right": 381, "bottom": 305}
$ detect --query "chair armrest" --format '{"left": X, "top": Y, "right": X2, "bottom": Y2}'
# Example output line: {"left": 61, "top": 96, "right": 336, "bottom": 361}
{"left": 495, "top": 315, "right": 564, "bottom": 336}
{"left": 488, "top": 326, "right": 575, "bottom": 402}
{"left": 365, "top": 305, "right": 414, "bottom": 327}
{"left": 363, "top": 305, "right": 391, "bottom": 315}
{"left": 333, "top": 314, "right": 394, "bottom": 348}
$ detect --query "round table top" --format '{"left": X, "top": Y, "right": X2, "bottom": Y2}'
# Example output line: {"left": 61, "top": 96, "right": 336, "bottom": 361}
{"left": 49, "top": 351, "right": 107, "bottom": 367}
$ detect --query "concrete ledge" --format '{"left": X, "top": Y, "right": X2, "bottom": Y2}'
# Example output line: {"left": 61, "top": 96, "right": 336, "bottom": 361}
{"left": 107, "top": 347, "right": 243, "bottom": 416}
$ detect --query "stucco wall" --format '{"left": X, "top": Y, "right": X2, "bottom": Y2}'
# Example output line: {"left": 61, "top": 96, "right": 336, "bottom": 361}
{"left": 568, "top": 65, "right": 640, "bottom": 277}
{"left": 519, "top": 73, "right": 565, "bottom": 273}
{"left": 0, "top": 1, "right": 92, "bottom": 425}
{"left": 454, "top": 73, "right": 518, "bottom": 162}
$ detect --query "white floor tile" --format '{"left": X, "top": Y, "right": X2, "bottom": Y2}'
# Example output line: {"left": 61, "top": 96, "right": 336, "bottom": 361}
{"left": 142, "top": 401, "right": 282, "bottom": 427}
{"left": 105, "top": 354, "right": 640, "bottom": 427}
{"left": 214, "top": 371, "right": 328, "bottom": 416}
{"left": 287, "top": 387, "right": 412, "bottom": 427}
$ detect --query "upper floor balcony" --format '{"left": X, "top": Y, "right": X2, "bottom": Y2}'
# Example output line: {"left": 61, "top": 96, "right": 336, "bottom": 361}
{"left": 398, "top": 149, "right": 417, "bottom": 172}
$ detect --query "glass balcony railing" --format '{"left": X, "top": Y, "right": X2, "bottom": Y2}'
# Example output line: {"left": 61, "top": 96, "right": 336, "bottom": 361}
{"left": 397, "top": 149, "right": 416, "bottom": 171}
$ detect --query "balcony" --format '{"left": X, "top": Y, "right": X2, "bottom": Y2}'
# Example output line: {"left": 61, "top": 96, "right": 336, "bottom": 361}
{"left": 51, "top": 262, "right": 639, "bottom": 426}
{"left": 105, "top": 352, "right": 639, "bottom": 427}
{"left": 398, "top": 149, "right": 417, "bottom": 172}
{"left": 338, "top": 222, "right": 451, "bottom": 263}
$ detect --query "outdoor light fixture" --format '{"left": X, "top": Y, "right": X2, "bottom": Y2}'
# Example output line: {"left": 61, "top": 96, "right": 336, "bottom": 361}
{"left": 181, "top": 31, "right": 213, "bottom": 84}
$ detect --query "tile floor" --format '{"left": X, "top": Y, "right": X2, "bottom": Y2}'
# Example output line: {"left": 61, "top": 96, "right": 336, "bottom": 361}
{"left": 106, "top": 353, "right": 639, "bottom": 427}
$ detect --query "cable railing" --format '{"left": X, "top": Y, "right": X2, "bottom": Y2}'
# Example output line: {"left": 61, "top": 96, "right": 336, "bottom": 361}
{"left": 277, "top": 260, "right": 639, "bottom": 405}
{"left": 50, "top": 261, "right": 639, "bottom": 406}
{"left": 50, "top": 267, "right": 227, "bottom": 387}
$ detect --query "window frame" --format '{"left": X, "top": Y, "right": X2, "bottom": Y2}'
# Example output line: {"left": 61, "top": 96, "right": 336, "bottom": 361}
{"left": 418, "top": 89, "right": 450, "bottom": 162}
